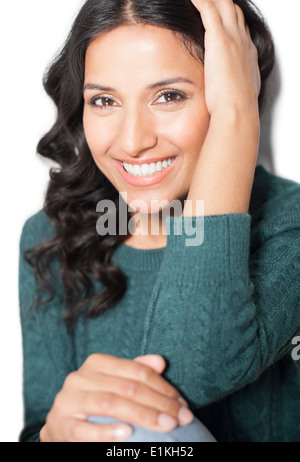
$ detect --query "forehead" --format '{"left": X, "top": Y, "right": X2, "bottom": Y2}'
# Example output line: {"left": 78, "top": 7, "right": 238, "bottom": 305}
{"left": 84, "top": 24, "right": 203, "bottom": 84}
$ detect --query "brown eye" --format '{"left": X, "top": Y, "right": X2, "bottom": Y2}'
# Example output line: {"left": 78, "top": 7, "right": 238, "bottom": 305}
{"left": 95, "top": 97, "right": 116, "bottom": 107}
{"left": 155, "top": 90, "right": 187, "bottom": 105}
{"left": 89, "top": 95, "right": 119, "bottom": 109}
{"left": 163, "top": 92, "right": 180, "bottom": 102}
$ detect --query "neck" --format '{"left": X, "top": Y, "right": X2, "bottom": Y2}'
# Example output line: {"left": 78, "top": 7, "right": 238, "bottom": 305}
{"left": 124, "top": 199, "right": 185, "bottom": 249}
{"left": 124, "top": 209, "right": 166, "bottom": 249}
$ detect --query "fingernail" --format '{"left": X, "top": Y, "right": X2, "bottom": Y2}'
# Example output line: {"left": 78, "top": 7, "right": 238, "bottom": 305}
{"left": 178, "top": 407, "right": 194, "bottom": 425}
{"left": 158, "top": 413, "right": 177, "bottom": 430}
{"left": 178, "top": 397, "right": 189, "bottom": 408}
{"left": 114, "top": 425, "right": 133, "bottom": 440}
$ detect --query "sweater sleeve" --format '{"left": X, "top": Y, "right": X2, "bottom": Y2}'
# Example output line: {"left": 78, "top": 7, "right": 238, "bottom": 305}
{"left": 141, "top": 211, "right": 300, "bottom": 409}
{"left": 18, "top": 214, "right": 74, "bottom": 442}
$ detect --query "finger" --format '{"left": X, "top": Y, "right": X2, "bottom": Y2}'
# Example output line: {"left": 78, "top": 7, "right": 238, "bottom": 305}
{"left": 67, "top": 419, "right": 133, "bottom": 442}
{"left": 211, "top": 0, "right": 240, "bottom": 29}
{"left": 79, "top": 391, "right": 189, "bottom": 432}
{"left": 235, "top": 4, "right": 247, "bottom": 31}
{"left": 134, "top": 354, "right": 166, "bottom": 374}
{"left": 79, "top": 373, "right": 184, "bottom": 419}
{"left": 235, "top": 8, "right": 258, "bottom": 59}
{"left": 190, "top": 0, "right": 223, "bottom": 33}
{"left": 83, "top": 354, "right": 181, "bottom": 399}
{"left": 245, "top": 24, "right": 253, "bottom": 42}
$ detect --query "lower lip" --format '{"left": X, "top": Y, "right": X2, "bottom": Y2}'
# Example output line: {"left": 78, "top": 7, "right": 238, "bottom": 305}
{"left": 115, "top": 158, "right": 178, "bottom": 187}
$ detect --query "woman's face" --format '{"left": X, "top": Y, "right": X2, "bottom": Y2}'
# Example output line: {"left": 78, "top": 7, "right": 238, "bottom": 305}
{"left": 83, "top": 24, "right": 210, "bottom": 213}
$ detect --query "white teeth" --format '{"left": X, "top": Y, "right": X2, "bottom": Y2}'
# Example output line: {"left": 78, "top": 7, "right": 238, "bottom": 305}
{"left": 141, "top": 164, "right": 150, "bottom": 175}
{"left": 133, "top": 165, "right": 140, "bottom": 175}
{"left": 150, "top": 163, "right": 156, "bottom": 174}
{"left": 123, "top": 157, "right": 175, "bottom": 177}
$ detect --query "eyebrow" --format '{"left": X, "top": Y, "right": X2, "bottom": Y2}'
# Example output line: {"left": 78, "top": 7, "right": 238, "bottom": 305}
{"left": 83, "top": 77, "right": 195, "bottom": 92}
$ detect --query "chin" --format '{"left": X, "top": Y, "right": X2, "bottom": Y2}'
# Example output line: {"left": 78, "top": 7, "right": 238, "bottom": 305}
{"left": 125, "top": 193, "right": 184, "bottom": 218}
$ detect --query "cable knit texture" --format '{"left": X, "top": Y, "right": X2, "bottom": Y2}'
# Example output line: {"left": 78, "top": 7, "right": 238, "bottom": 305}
{"left": 18, "top": 166, "right": 300, "bottom": 442}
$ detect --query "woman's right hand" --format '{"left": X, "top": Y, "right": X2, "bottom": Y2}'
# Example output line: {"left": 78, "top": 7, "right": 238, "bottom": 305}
{"left": 39, "top": 353, "right": 193, "bottom": 442}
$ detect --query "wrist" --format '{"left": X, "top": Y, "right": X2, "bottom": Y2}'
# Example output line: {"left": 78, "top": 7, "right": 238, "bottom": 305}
{"left": 210, "top": 105, "right": 260, "bottom": 133}
{"left": 183, "top": 105, "right": 260, "bottom": 216}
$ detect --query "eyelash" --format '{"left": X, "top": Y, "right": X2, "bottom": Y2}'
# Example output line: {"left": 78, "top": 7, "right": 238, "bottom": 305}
{"left": 88, "top": 89, "right": 188, "bottom": 110}
{"left": 155, "top": 89, "right": 188, "bottom": 105}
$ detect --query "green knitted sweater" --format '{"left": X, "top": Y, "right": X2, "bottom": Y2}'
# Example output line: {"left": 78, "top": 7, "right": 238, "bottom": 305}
{"left": 19, "top": 165, "right": 300, "bottom": 442}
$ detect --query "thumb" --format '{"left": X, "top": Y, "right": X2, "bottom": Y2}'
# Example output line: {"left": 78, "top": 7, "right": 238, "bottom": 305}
{"left": 134, "top": 354, "right": 166, "bottom": 374}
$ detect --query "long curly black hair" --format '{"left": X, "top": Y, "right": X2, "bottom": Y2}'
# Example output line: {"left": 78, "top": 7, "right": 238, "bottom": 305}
{"left": 25, "top": 0, "right": 275, "bottom": 328}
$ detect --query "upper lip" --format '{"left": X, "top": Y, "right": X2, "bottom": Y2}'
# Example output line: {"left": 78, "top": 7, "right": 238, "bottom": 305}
{"left": 115, "top": 156, "right": 176, "bottom": 165}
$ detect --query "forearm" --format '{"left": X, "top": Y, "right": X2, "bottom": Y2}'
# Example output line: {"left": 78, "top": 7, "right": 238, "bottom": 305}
{"left": 142, "top": 214, "right": 257, "bottom": 408}
{"left": 183, "top": 108, "right": 260, "bottom": 217}
{"left": 141, "top": 214, "right": 300, "bottom": 408}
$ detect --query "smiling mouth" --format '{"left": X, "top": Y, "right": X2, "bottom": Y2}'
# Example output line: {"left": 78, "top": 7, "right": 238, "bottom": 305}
{"left": 122, "top": 156, "right": 176, "bottom": 177}
{"left": 115, "top": 155, "right": 178, "bottom": 187}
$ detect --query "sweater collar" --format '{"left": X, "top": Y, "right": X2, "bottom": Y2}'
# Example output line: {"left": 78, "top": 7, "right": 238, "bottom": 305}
{"left": 112, "top": 242, "right": 164, "bottom": 271}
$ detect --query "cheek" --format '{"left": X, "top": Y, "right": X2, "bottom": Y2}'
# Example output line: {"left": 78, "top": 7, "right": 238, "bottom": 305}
{"left": 83, "top": 111, "right": 114, "bottom": 160}
{"left": 159, "top": 105, "right": 210, "bottom": 156}
{"left": 182, "top": 112, "right": 210, "bottom": 154}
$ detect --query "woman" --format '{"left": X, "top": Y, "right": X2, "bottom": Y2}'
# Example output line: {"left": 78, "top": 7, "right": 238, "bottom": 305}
{"left": 19, "top": 0, "right": 300, "bottom": 442}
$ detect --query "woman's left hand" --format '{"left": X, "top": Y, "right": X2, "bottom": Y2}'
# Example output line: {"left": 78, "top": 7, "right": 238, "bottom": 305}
{"left": 183, "top": 0, "right": 262, "bottom": 216}
{"left": 191, "top": 0, "right": 261, "bottom": 116}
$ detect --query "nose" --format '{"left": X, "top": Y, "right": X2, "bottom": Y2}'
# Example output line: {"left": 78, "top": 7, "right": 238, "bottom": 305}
{"left": 117, "top": 105, "right": 158, "bottom": 156}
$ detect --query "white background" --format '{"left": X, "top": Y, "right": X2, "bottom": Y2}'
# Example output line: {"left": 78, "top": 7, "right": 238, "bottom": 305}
{"left": 0, "top": 0, "right": 299, "bottom": 442}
